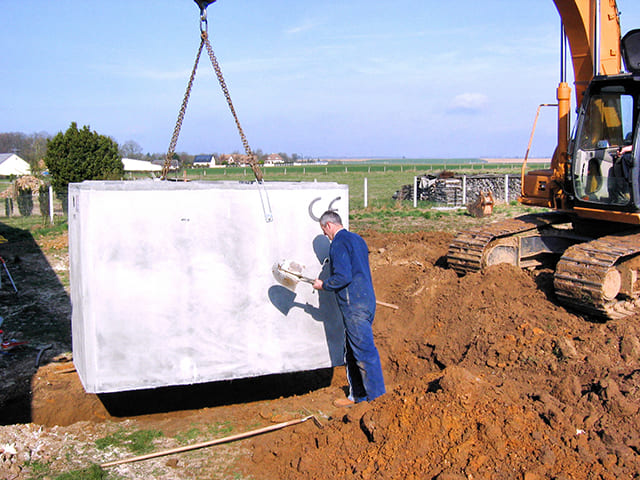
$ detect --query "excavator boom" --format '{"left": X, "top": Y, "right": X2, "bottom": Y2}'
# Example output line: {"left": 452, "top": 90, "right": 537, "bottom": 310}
{"left": 553, "top": 0, "right": 621, "bottom": 106}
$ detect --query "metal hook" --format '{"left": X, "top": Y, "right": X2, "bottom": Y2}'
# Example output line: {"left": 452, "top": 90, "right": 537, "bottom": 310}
{"left": 193, "top": 0, "right": 217, "bottom": 9}
{"left": 194, "top": 0, "right": 216, "bottom": 33}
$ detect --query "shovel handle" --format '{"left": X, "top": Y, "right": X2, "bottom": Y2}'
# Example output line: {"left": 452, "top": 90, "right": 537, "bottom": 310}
{"left": 280, "top": 267, "right": 315, "bottom": 284}
{"left": 376, "top": 300, "right": 399, "bottom": 310}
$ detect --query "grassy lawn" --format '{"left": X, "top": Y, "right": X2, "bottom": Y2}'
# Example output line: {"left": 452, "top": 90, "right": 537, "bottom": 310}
{"left": 157, "top": 163, "right": 545, "bottom": 211}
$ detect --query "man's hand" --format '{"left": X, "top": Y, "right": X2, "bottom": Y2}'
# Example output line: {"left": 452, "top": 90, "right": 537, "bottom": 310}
{"left": 312, "top": 279, "right": 323, "bottom": 290}
{"left": 617, "top": 144, "right": 633, "bottom": 157}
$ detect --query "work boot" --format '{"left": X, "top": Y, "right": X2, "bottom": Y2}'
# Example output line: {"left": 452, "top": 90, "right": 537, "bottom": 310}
{"left": 333, "top": 397, "right": 356, "bottom": 407}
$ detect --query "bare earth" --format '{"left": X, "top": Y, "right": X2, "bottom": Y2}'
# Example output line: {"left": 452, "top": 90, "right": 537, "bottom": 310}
{"left": 1, "top": 229, "right": 640, "bottom": 479}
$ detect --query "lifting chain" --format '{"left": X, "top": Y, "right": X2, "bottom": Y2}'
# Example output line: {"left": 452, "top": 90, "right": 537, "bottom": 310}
{"left": 161, "top": 37, "right": 204, "bottom": 180}
{"left": 162, "top": 3, "right": 263, "bottom": 183}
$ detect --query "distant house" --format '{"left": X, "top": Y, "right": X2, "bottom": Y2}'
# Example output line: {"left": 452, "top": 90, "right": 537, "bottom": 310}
{"left": 218, "top": 153, "right": 257, "bottom": 166}
{"left": 193, "top": 154, "right": 215, "bottom": 167}
{"left": 0, "top": 153, "right": 30, "bottom": 176}
{"left": 264, "top": 153, "right": 284, "bottom": 166}
{"left": 218, "top": 154, "right": 237, "bottom": 165}
{"left": 122, "top": 158, "right": 162, "bottom": 172}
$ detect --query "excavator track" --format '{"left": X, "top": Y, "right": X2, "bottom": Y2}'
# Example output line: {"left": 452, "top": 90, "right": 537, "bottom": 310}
{"left": 448, "top": 213, "right": 640, "bottom": 320}
{"left": 447, "top": 213, "right": 571, "bottom": 275}
{"left": 554, "top": 232, "right": 640, "bottom": 320}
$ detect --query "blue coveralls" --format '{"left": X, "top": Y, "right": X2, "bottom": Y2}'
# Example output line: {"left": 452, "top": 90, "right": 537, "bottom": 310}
{"left": 322, "top": 229, "right": 386, "bottom": 402}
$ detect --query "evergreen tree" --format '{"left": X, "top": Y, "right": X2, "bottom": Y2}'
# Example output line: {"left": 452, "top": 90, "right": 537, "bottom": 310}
{"left": 44, "top": 122, "right": 124, "bottom": 194}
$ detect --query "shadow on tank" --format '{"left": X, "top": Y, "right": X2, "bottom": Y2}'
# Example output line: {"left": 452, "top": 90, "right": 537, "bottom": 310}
{"left": 98, "top": 368, "right": 334, "bottom": 418}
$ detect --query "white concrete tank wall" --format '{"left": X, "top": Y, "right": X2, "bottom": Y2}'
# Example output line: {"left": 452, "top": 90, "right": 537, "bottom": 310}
{"left": 69, "top": 180, "right": 348, "bottom": 394}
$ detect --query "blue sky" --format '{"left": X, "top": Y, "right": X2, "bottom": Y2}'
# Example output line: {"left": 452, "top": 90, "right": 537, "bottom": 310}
{"left": 3, "top": 1, "right": 640, "bottom": 159}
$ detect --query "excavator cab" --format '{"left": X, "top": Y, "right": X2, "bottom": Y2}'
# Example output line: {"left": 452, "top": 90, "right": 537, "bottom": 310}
{"left": 570, "top": 79, "right": 638, "bottom": 208}
{"left": 569, "top": 29, "right": 640, "bottom": 215}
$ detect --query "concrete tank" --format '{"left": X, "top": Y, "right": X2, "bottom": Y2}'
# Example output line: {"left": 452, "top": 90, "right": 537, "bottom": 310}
{"left": 69, "top": 180, "right": 348, "bottom": 394}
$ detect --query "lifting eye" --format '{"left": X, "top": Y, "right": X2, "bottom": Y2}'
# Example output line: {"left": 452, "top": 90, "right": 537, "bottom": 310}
{"left": 193, "top": 0, "right": 217, "bottom": 10}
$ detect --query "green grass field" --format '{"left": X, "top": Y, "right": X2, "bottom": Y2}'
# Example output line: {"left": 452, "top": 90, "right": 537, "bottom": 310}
{"left": 158, "top": 162, "right": 548, "bottom": 211}
{"left": 3, "top": 161, "right": 550, "bottom": 234}
{"left": 158, "top": 163, "right": 549, "bottom": 232}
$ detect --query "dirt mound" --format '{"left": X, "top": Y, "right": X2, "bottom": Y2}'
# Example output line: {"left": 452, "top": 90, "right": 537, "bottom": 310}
{"left": 245, "top": 232, "right": 640, "bottom": 479}
{"left": 3, "top": 230, "right": 640, "bottom": 479}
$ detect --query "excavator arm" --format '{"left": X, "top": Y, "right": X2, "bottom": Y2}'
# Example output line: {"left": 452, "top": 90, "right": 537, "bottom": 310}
{"left": 553, "top": 0, "right": 621, "bottom": 106}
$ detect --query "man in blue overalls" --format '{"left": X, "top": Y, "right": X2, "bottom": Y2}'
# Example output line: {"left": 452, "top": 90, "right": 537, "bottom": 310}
{"left": 313, "top": 210, "right": 386, "bottom": 406}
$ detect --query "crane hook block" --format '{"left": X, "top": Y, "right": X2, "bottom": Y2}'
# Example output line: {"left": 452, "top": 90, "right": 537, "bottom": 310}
{"left": 194, "top": 0, "right": 216, "bottom": 11}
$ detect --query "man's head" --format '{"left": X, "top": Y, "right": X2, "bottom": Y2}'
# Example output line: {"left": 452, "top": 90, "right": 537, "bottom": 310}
{"left": 319, "top": 210, "right": 343, "bottom": 240}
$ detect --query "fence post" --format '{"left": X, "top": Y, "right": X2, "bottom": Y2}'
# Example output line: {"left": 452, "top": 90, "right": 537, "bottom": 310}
{"left": 49, "top": 185, "right": 54, "bottom": 223}
{"left": 504, "top": 174, "right": 509, "bottom": 203}
{"left": 413, "top": 176, "right": 418, "bottom": 208}
{"left": 462, "top": 175, "right": 467, "bottom": 206}
{"left": 364, "top": 177, "right": 368, "bottom": 208}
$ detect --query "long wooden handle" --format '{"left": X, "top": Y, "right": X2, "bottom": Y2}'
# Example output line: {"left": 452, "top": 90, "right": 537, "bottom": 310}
{"left": 101, "top": 415, "right": 318, "bottom": 468}
{"left": 376, "top": 300, "right": 399, "bottom": 310}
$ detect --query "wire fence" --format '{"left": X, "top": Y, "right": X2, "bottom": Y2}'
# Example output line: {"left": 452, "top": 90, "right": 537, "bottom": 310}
{"left": 177, "top": 161, "right": 551, "bottom": 180}
{"left": 0, "top": 186, "right": 65, "bottom": 220}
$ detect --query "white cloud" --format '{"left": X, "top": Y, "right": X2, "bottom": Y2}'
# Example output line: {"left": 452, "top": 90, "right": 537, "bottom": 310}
{"left": 285, "top": 20, "right": 318, "bottom": 35}
{"left": 449, "top": 92, "right": 489, "bottom": 113}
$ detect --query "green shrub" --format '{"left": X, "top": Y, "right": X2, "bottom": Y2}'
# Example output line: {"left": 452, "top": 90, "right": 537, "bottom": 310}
{"left": 39, "top": 184, "right": 50, "bottom": 217}
{"left": 44, "top": 122, "right": 123, "bottom": 197}
{"left": 17, "top": 187, "right": 33, "bottom": 217}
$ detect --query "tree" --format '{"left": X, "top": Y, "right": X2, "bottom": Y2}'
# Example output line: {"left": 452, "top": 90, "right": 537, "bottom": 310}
{"left": 278, "top": 152, "right": 291, "bottom": 163}
{"left": 16, "top": 186, "right": 33, "bottom": 217}
{"left": 119, "top": 140, "right": 144, "bottom": 159}
{"left": 0, "top": 132, "right": 27, "bottom": 155}
{"left": 44, "top": 122, "right": 124, "bottom": 195}
{"left": 0, "top": 131, "right": 50, "bottom": 166}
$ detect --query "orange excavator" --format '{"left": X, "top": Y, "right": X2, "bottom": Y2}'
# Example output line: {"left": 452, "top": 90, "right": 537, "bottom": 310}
{"left": 447, "top": 0, "right": 640, "bottom": 319}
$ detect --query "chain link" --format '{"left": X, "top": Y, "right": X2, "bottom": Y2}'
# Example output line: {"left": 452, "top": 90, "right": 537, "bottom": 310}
{"left": 162, "top": 11, "right": 263, "bottom": 183}
{"left": 202, "top": 33, "right": 263, "bottom": 182}
{"left": 161, "top": 37, "right": 204, "bottom": 180}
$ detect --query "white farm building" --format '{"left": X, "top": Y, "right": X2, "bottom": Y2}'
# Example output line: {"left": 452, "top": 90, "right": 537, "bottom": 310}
{"left": 0, "top": 153, "right": 30, "bottom": 176}
{"left": 122, "top": 158, "right": 162, "bottom": 172}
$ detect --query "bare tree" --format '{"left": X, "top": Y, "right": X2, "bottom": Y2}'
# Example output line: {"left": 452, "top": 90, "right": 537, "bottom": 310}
{"left": 0, "top": 131, "right": 51, "bottom": 166}
{"left": 119, "top": 140, "right": 144, "bottom": 159}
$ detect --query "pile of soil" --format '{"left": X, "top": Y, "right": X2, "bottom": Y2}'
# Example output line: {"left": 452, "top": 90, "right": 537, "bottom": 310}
{"left": 2, "top": 230, "right": 640, "bottom": 479}
{"left": 245, "top": 231, "right": 640, "bottom": 479}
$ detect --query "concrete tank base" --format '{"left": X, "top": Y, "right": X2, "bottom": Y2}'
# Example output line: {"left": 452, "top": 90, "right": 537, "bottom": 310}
{"left": 69, "top": 180, "right": 348, "bottom": 394}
